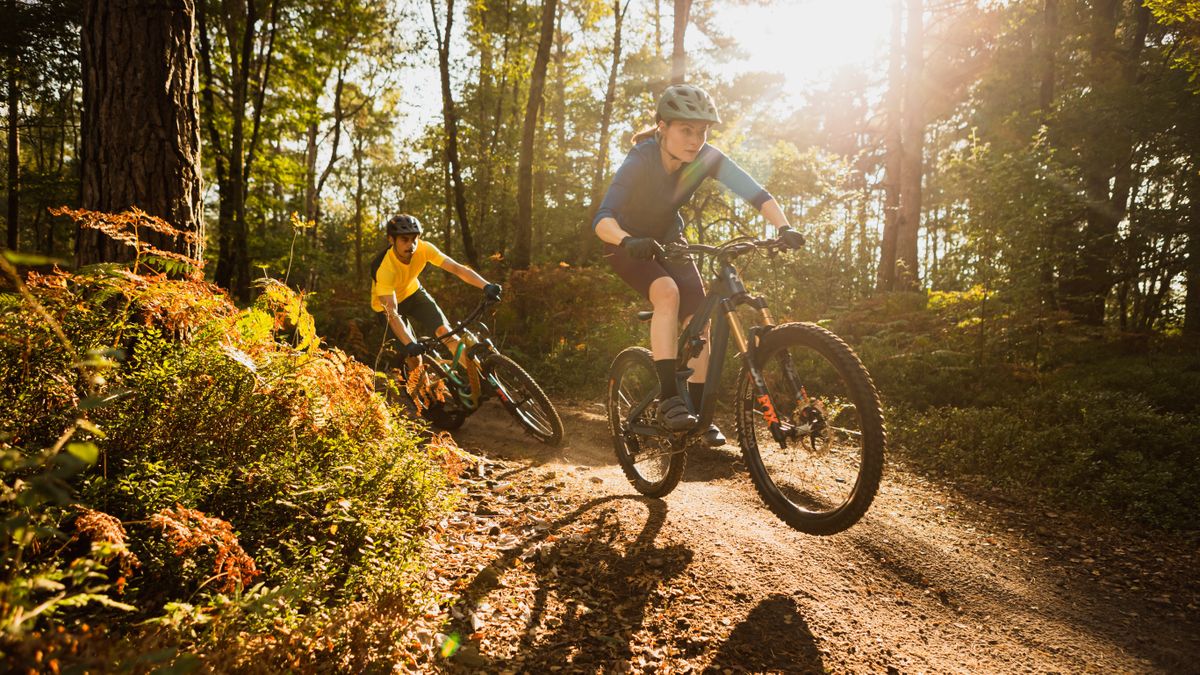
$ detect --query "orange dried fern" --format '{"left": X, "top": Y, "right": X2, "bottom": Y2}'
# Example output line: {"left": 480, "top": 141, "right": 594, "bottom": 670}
{"left": 72, "top": 507, "right": 141, "bottom": 581}
{"left": 150, "top": 506, "right": 259, "bottom": 594}
{"left": 50, "top": 206, "right": 204, "bottom": 277}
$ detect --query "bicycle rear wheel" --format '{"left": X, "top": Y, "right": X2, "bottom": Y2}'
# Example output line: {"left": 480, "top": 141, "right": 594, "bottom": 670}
{"left": 607, "top": 347, "right": 685, "bottom": 498}
{"left": 481, "top": 353, "right": 564, "bottom": 446}
{"left": 736, "top": 323, "right": 884, "bottom": 535}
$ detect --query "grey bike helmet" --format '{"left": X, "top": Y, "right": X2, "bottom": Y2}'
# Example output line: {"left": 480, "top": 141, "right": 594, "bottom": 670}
{"left": 656, "top": 84, "right": 721, "bottom": 125}
{"left": 384, "top": 214, "right": 422, "bottom": 237}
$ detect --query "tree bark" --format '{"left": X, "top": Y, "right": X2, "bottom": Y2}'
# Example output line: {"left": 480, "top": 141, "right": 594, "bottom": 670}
{"left": 475, "top": 0, "right": 512, "bottom": 247}
{"left": 671, "top": 0, "right": 691, "bottom": 84}
{"left": 201, "top": 0, "right": 275, "bottom": 301}
{"left": 877, "top": 0, "right": 903, "bottom": 292}
{"left": 353, "top": 133, "right": 365, "bottom": 280}
{"left": 895, "top": 0, "right": 923, "bottom": 290}
{"left": 513, "top": 0, "right": 558, "bottom": 269}
{"left": 311, "top": 68, "right": 345, "bottom": 235}
{"left": 433, "top": 0, "right": 477, "bottom": 267}
{"left": 583, "top": 0, "right": 627, "bottom": 263}
{"left": 1061, "top": 0, "right": 1145, "bottom": 324}
{"left": 1038, "top": 0, "right": 1058, "bottom": 114}
{"left": 1184, "top": 167, "right": 1200, "bottom": 337}
{"left": 6, "top": 30, "right": 18, "bottom": 251}
{"left": 78, "top": 0, "right": 203, "bottom": 265}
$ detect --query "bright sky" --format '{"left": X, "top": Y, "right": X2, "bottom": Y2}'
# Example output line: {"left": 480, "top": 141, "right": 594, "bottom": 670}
{"left": 716, "top": 0, "right": 893, "bottom": 99}
{"left": 395, "top": 0, "right": 894, "bottom": 135}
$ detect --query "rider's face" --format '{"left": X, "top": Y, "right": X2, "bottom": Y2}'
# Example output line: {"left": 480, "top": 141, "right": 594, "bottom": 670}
{"left": 659, "top": 120, "right": 709, "bottom": 163}
{"left": 390, "top": 233, "right": 419, "bottom": 262}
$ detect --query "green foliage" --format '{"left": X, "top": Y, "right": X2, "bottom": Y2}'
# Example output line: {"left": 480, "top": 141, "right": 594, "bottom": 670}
{"left": 0, "top": 263, "right": 453, "bottom": 668}
{"left": 840, "top": 289, "right": 1200, "bottom": 529}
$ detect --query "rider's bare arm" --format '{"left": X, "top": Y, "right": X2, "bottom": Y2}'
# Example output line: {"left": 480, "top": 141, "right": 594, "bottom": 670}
{"left": 759, "top": 198, "right": 793, "bottom": 232}
{"left": 379, "top": 294, "right": 418, "bottom": 345}
{"left": 594, "top": 217, "right": 632, "bottom": 246}
{"left": 438, "top": 257, "right": 490, "bottom": 289}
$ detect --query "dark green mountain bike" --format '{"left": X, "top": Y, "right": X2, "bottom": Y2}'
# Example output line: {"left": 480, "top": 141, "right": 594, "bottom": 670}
{"left": 606, "top": 228, "right": 885, "bottom": 535}
{"left": 377, "top": 298, "right": 564, "bottom": 446}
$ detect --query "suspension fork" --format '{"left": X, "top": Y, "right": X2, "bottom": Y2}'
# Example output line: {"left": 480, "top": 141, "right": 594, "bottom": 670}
{"left": 724, "top": 298, "right": 788, "bottom": 445}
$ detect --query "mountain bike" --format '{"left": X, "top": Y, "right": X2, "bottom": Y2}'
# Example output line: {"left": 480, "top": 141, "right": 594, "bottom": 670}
{"left": 606, "top": 227, "right": 885, "bottom": 535}
{"left": 376, "top": 298, "right": 564, "bottom": 446}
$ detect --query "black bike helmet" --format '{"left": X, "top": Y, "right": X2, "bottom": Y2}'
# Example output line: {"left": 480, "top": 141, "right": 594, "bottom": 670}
{"left": 384, "top": 214, "right": 423, "bottom": 237}
{"left": 656, "top": 84, "right": 721, "bottom": 125}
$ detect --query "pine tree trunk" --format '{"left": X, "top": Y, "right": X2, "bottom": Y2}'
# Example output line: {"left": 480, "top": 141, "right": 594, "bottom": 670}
{"left": 583, "top": 0, "right": 626, "bottom": 263}
{"left": 671, "top": 0, "right": 690, "bottom": 84}
{"left": 353, "top": 135, "right": 365, "bottom": 281}
{"left": 877, "top": 0, "right": 903, "bottom": 292}
{"left": 6, "top": 40, "right": 18, "bottom": 251}
{"left": 78, "top": 0, "right": 202, "bottom": 266}
{"left": 1061, "top": 0, "right": 1146, "bottom": 325}
{"left": 1038, "top": 0, "right": 1057, "bottom": 113}
{"left": 895, "top": 0, "right": 923, "bottom": 290}
{"left": 201, "top": 0, "right": 271, "bottom": 301}
{"left": 1185, "top": 172, "right": 1200, "bottom": 337}
{"left": 513, "top": 0, "right": 557, "bottom": 270}
{"left": 433, "top": 0, "right": 477, "bottom": 266}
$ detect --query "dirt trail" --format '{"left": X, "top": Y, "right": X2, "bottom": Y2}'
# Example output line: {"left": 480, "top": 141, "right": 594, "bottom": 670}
{"left": 406, "top": 401, "right": 1199, "bottom": 673}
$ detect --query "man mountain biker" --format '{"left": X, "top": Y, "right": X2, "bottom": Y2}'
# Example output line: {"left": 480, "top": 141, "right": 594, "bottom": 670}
{"left": 371, "top": 214, "right": 502, "bottom": 365}
{"left": 592, "top": 84, "right": 794, "bottom": 446}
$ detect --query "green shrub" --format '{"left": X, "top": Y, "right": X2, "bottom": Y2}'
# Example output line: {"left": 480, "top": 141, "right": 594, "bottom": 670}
{"left": 0, "top": 257, "right": 453, "bottom": 668}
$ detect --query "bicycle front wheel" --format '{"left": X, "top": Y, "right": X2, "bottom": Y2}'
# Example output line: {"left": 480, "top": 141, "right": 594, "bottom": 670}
{"left": 607, "top": 347, "right": 685, "bottom": 498}
{"left": 482, "top": 353, "right": 564, "bottom": 446}
{"left": 736, "top": 323, "right": 885, "bottom": 535}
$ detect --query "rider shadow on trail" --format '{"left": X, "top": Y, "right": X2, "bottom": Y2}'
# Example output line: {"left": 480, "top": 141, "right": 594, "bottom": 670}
{"left": 703, "top": 594, "right": 823, "bottom": 674}
{"left": 445, "top": 495, "right": 691, "bottom": 670}
{"left": 680, "top": 441, "right": 746, "bottom": 483}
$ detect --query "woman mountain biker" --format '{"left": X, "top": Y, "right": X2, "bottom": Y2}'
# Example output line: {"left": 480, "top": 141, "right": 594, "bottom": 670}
{"left": 592, "top": 84, "right": 794, "bottom": 445}
{"left": 371, "top": 214, "right": 502, "bottom": 366}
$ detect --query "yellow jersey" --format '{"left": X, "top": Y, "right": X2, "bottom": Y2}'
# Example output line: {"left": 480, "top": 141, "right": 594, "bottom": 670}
{"left": 370, "top": 240, "right": 447, "bottom": 311}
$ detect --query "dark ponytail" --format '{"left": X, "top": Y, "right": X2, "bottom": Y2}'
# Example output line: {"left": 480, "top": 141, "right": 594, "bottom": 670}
{"left": 630, "top": 122, "right": 661, "bottom": 146}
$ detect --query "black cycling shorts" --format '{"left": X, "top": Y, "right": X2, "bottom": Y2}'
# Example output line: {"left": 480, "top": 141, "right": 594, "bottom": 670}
{"left": 604, "top": 242, "right": 705, "bottom": 320}
{"left": 377, "top": 286, "right": 449, "bottom": 338}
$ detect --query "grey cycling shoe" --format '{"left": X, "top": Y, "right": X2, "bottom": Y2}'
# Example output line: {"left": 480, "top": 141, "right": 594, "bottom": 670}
{"left": 702, "top": 424, "right": 726, "bottom": 447}
{"left": 657, "top": 395, "right": 699, "bottom": 432}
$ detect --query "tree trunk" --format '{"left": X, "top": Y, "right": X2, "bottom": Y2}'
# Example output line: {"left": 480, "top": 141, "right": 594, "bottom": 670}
{"left": 671, "top": 0, "right": 690, "bottom": 84}
{"left": 433, "top": 0, "right": 477, "bottom": 266}
{"left": 202, "top": 0, "right": 274, "bottom": 301}
{"left": 78, "top": 0, "right": 202, "bottom": 265}
{"left": 6, "top": 38, "right": 17, "bottom": 250}
{"left": 895, "top": 0, "right": 923, "bottom": 290}
{"left": 1185, "top": 170, "right": 1200, "bottom": 337}
{"left": 582, "top": 0, "right": 626, "bottom": 263}
{"left": 475, "top": 0, "right": 512, "bottom": 248}
{"left": 877, "top": 0, "right": 903, "bottom": 292}
{"left": 1061, "top": 0, "right": 1145, "bottom": 324}
{"left": 353, "top": 134, "right": 365, "bottom": 281}
{"left": 312, "top": 68, "right": 345, "bottom": 235}
{"left": 654, "top": 0, "right": 662, "bottom": 58}
{"left": 1038, "top": 0, "right": 1057, "bottom": 114}
{"left": 513, "top": 0, "right": 557, "bottom": 269}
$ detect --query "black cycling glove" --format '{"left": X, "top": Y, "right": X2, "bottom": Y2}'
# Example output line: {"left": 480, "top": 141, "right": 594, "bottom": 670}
{"left": 621, "top": 236, "right": 657, "bottom": 261}
{"left": 403, "top": 341, "right": 427, "bottom": 357}
{"left": 483, "top": 282, "right": 503, "bottom": 302}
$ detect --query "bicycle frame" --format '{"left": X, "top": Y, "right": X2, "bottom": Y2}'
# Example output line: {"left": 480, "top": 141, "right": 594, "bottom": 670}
{"left": 625, "top": 239, "right": 803, "bottom": 447}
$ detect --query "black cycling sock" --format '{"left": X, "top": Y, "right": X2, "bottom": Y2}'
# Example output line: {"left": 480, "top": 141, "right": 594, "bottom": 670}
{"left": 688, "top": 381, "right": 705, "bottom": 410}
{"left": 655, "top": 360, "right": 677, "bottom": 398}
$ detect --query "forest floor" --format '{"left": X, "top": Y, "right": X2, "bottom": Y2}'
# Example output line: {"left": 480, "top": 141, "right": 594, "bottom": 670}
{"left": 398, "top": 401, "right": 1200, "bottom": 674}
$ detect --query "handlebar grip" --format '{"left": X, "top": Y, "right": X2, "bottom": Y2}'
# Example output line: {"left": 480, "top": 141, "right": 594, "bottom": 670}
{"left": 779, "top": 227, "right": 805, "bottom": 249}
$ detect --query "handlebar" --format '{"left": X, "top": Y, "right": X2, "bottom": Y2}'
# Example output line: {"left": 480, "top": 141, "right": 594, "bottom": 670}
{"left": 653, "top": 225, "right": 806, "bottom": 264}
{"left": 418, "top": 296, "right": 498, "bottom": 349}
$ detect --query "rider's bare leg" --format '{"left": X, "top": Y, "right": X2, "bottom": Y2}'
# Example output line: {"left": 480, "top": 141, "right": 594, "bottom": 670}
{"left": 648, "top": 277, "right": 680, "bottom": 360}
